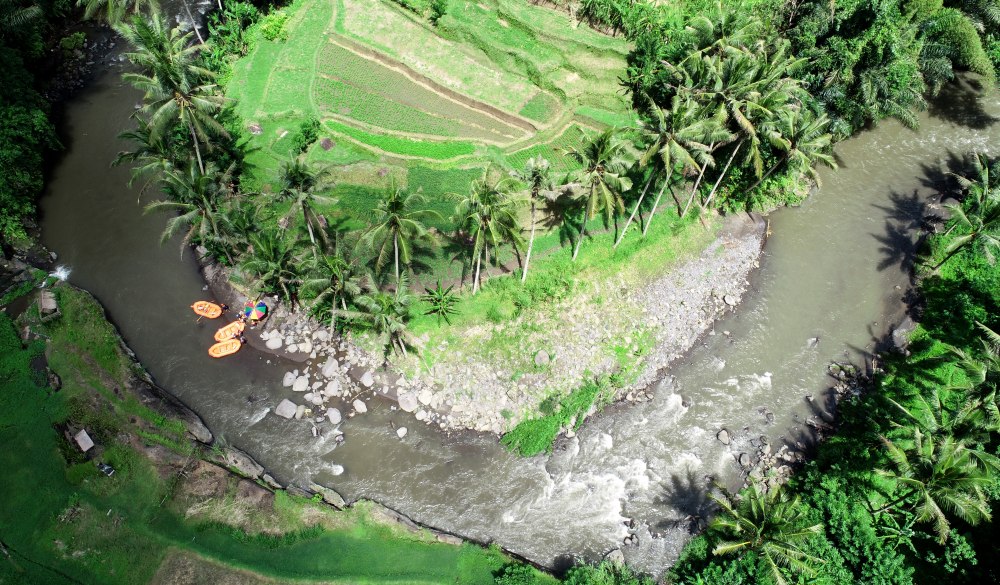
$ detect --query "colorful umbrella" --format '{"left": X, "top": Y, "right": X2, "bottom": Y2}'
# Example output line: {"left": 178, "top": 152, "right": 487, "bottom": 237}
{"left": 243, "top": 300, "right": 267, "bottom": 320}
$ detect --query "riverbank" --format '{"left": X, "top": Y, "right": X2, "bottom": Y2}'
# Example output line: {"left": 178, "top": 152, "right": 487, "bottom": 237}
{"left": 200, "top": 211, "right": 765, "bottom": 441}
{"left": 0, "top": 273, "right": 559, "bottom": 584}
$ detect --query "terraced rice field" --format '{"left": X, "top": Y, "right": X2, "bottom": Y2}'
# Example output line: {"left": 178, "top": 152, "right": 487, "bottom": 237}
{"left": 226, "top": 0, "right": 632, "bottom": 205}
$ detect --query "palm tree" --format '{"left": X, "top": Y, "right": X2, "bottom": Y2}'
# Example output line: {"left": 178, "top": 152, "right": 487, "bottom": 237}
{"left": 117, "top": 10, "right": 227, "bottom": 175}
{"left": 510, "top": 156, "right": 553, "bottom": 282}
{"left": 76, "top": 0, "right": 154, "bottom": 25}
{"left": 303, "top": 238, "right": 366, "bottom": 330}
{"left": 422, "top": 281, "right": 459, "bottom": 325}
{"left": 618, "top": 94, "right": 725, "bottom": 246}
{"left": 114, "top": 116, "right": 178, "bottom": 198}
{"left": 276, "top": 158, "right": 335, "bottom": 249}
{"left": 339, "top": 275, "right": 416, "bottom": 357}
{"left": 143, "top": 162, "right": 233, "bottom": 263}
{"left": 218, "top": 195, "right": 268, "bottom": 259}
{"left": 564, "top": 128, "right": 633, "bottom": 259}
{"left": 932, "top": 152, "right": 1000, "bottom": 270}
{"left": 241, "top": 228, "right": 303, "bottom": 306}
{"left": 746, "top": 106, "right": 836, "bottom": 194}
{"left": 876, "top": 428, "right": 998, "bottom": 543}
{"left": 709, "top": 480, "right": 824, "bottom": 585}
{"left": 451, "top": 169, "right": 524, "bottom": 293}
{"left": 359, "top": 184, "right": 440, "bottom": 286}
{"left": 1, "top": 0, "right": 40, "bottom": 33}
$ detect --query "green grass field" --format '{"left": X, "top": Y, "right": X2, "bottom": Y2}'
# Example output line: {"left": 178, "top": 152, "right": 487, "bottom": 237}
{"left": 227, "top": 0, "right": 632, "bottom": 210}
{"left": 0, "top": 289, "right": 554, "bottom": 584}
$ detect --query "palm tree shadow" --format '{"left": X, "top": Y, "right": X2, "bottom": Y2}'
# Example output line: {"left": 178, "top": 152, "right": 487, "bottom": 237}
{"left": 870, "top": 189, "right": 925, "bottom": 274}
{"left": 928, "top": 76, "right": 1000, "bottom": 131}
{"left": 652, "top": 468, "right": 717, "bottom": 535}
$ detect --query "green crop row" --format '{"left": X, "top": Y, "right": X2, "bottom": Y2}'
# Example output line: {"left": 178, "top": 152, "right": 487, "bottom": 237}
{"left": 323, "top": 119, "right": 476, "bottom": 160}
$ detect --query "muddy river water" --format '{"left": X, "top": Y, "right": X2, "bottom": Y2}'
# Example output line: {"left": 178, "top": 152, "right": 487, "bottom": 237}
{"left": 40, "top": 65, "right": 1000, "bottom": 575}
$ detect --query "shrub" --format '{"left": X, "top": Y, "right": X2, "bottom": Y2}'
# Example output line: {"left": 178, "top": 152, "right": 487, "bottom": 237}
{"left": 258, "top": 10, "right": 290, "bottom": 41}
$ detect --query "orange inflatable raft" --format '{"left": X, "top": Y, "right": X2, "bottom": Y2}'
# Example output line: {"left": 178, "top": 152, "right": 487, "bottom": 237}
{"left": 208, "top": 338, "right": 242, "bottom": 358}
{"left": 191, "top": 301, "right": 223, "bottom": 319}
{"left": 214, "top": 320, "right": 245, "bottom": 342}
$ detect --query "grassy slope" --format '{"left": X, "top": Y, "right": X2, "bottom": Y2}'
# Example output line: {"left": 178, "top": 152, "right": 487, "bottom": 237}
{"left": 0, "top": 288, "right": 553, "bottom": 584}
{"left": 227, "top": 0, "right": 631, "bottom": 213}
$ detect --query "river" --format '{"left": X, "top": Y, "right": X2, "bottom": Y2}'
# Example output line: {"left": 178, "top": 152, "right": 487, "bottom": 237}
{"left": 39, "top": 63, "right": 1000, "bottom": 576}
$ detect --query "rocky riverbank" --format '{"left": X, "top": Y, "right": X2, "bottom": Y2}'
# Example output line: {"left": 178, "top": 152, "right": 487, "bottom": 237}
{"left": 203, "top": 212, "right": 766, "bottom": 439}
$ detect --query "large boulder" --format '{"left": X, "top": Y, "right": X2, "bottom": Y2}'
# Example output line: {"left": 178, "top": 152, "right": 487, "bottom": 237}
{"left": 353, "top": 399, "right": 368, "bottom": 414}
{"left": 282, "top": 372, "right": 296, "bottom": 387}
{"left": 327, "top": 408, "right": 342, "bottom": 425}
{"left": 398, "top": 392, "right": 419, "bottom": 413}
{"left": 292, "top": 376, "right": 309, "bottom": 392}
{"left": 396, "top": 426, "right": 408, "bottom": 438}
{"left": 274, "top": 399, "right": 297, "bottom": 419}
{"left": 534, "top": 350, "right": 550, "bottom": 367}
{"left": 360, "top": 371, "right": 375, "bottom": 387}
{"left": 323, "top": 380, "right": 340, "bottom": 397}
{"left": 265, "top": 336, "right": 283, "bottom": 350}
{"left": 321, "top": 356, "right": 339, "bottom": 378}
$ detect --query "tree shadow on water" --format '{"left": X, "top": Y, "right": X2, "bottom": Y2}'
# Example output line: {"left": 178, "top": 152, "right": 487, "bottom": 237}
{"left": 928, "top": 76, "right": 999, "bottom": 130}
{"left": 871, "top": 189, "right": 925, "bottom": 274}
{"left": 653, "top": 468, "right": 716, "bottom": 535}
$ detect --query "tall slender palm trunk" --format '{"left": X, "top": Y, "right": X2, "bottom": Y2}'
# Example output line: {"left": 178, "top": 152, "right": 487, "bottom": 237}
{"left": 522, "top": 200, "right": 536, "bottom": 282}
{"left": 642, "top": 180, "right": 671, "bottom": 237}
{"left": 182, "top": 0, "right": 206, "bottom": 44}
{"left": 745, "top": 151, "right": 790, "bottom": 195}
{"left": 572, "top": 222, "right": 587, "bottom": 261}
{"left": 473, "top": 248, "right": 482, "bottom": 293}
{"left": 615, "top": 173, "right": 654, "bottom": 248}
{"left": 189, "top": 123, "right": 205, "bottom": 175}
{"left": 682, "top": 164, "right": 710, "bottom": 218}
{"left": 393, "top": 232, "right": 400, "bottom": 285}
{"left": 703, "top": 139, "right": 744, "bottom": 211}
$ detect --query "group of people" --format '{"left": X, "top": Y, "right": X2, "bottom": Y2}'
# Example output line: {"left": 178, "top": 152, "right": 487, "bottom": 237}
{"left": 217, "top": 302, "right": 249, "bottom": 344}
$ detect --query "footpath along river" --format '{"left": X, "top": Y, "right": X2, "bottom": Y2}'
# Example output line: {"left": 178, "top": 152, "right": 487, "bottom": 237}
{"left": 39, "top": 63, "right": 1000, "bottom": 575}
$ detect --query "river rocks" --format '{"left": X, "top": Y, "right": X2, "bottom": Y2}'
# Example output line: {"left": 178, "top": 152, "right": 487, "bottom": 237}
{"left": 294, "top": 404, "right": 306, "bottom": 419}
{"left": 353, "top": 399, "right": 368, "bottom": 414}
{"left": 604, "top": 548, "right": 625, "bottom": 565}
{"left": 534, "top": 350, "right": 550, "bottom": 366}
{"left": 327, "top": 408, "right": 342, "bottom": 424}
{"left": 282, "top": 371, "right": 296, "bottom": 387}
{"left": 323, "top": 380, "right": 340, "bottom": 397}
{"left": 292, "top": 376, "right": 309, "bottom": 392}
{"left": 321, "top": 356, "right": 339, "bottom": 378}
{"left": 330, "top": 464, "right": 344, "bottom": 476}
{"left": 418, "top": 389, "right": 433, "bottom": 406}
{"left": 360, "top": 371, "right": 375, "bottom": 387}
{"left": 221, "top": 446, "right": 264, "bottom": 479}
{"left": 738, "top": 452, "right": 751, "bottom": 467}
{"left": 396, "top": 426, "right": 408, "bottom": 438}
{"left": 309, "top": 393, "right": 324, "bottom": 406}
{"left": 265, "top": 336, "right": 283, "bottom": 350}
{"left": 274, "top": 399, "right": 297, "bottom": 419}
{"left": 723, "top": 294, "right": 737, "bottom": 306}
{"left": 398, "top": 392, "right": 419, "bottom": 413}
{"left": 308, "top": 482, "right": 346, "bottom": 508}
{"left": 716, "top": 429, "right": 731, "bottom": 445}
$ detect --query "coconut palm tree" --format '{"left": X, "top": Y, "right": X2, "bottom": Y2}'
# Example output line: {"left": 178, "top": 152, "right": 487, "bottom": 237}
{"left": 1, "top": 0, "right": 40, "bottom": 33}
{"left": 144, "top": 161, "right": 233, "bottom": 263}
{"left": 422, "top": 281, "right": 459, "bottom": 325}
{"left": 932, "top": 152, "right": 1000, "bottom": 270}
{"left": 564, "top": 128, "right": 633, "bottom": 259}
{"left": 746, "top": 106, "right": 836, "bottom": 194}
{"left": 876, "top": 428, "right": 998, "bottom": 543}
{"left": 359, "top": 184, "right": 440, "bottom": 286}
{"left": 709, "top": 480, "right": 824, "bottom": 585}
{"left": 114, "top": 115, "right": 178, "bottom": 198}
{"left": 338, "top": 275, "right": 416, "bottom": 357}
{"left": 303, "top": 238, "right": 366, "bottom": 331}
{"left": 276, "top": 158, "right": 335, "bottom": 249}
{"left": 510, "top": 156, "right": 553, "bottom": 281}
{"left": 241, "top": 228, "right": 303, "bottom": 306}
{"left": 218, "top": 195, "right": 267, "bottom": 257}
{"left": 117, "top": 10, "right": 227, "bottom": 175}
{"left": 617, "top": 94, "right": 725, "bottom": 246}
{"left": 451, "top": 169, "right": 524, "bottom": 293}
